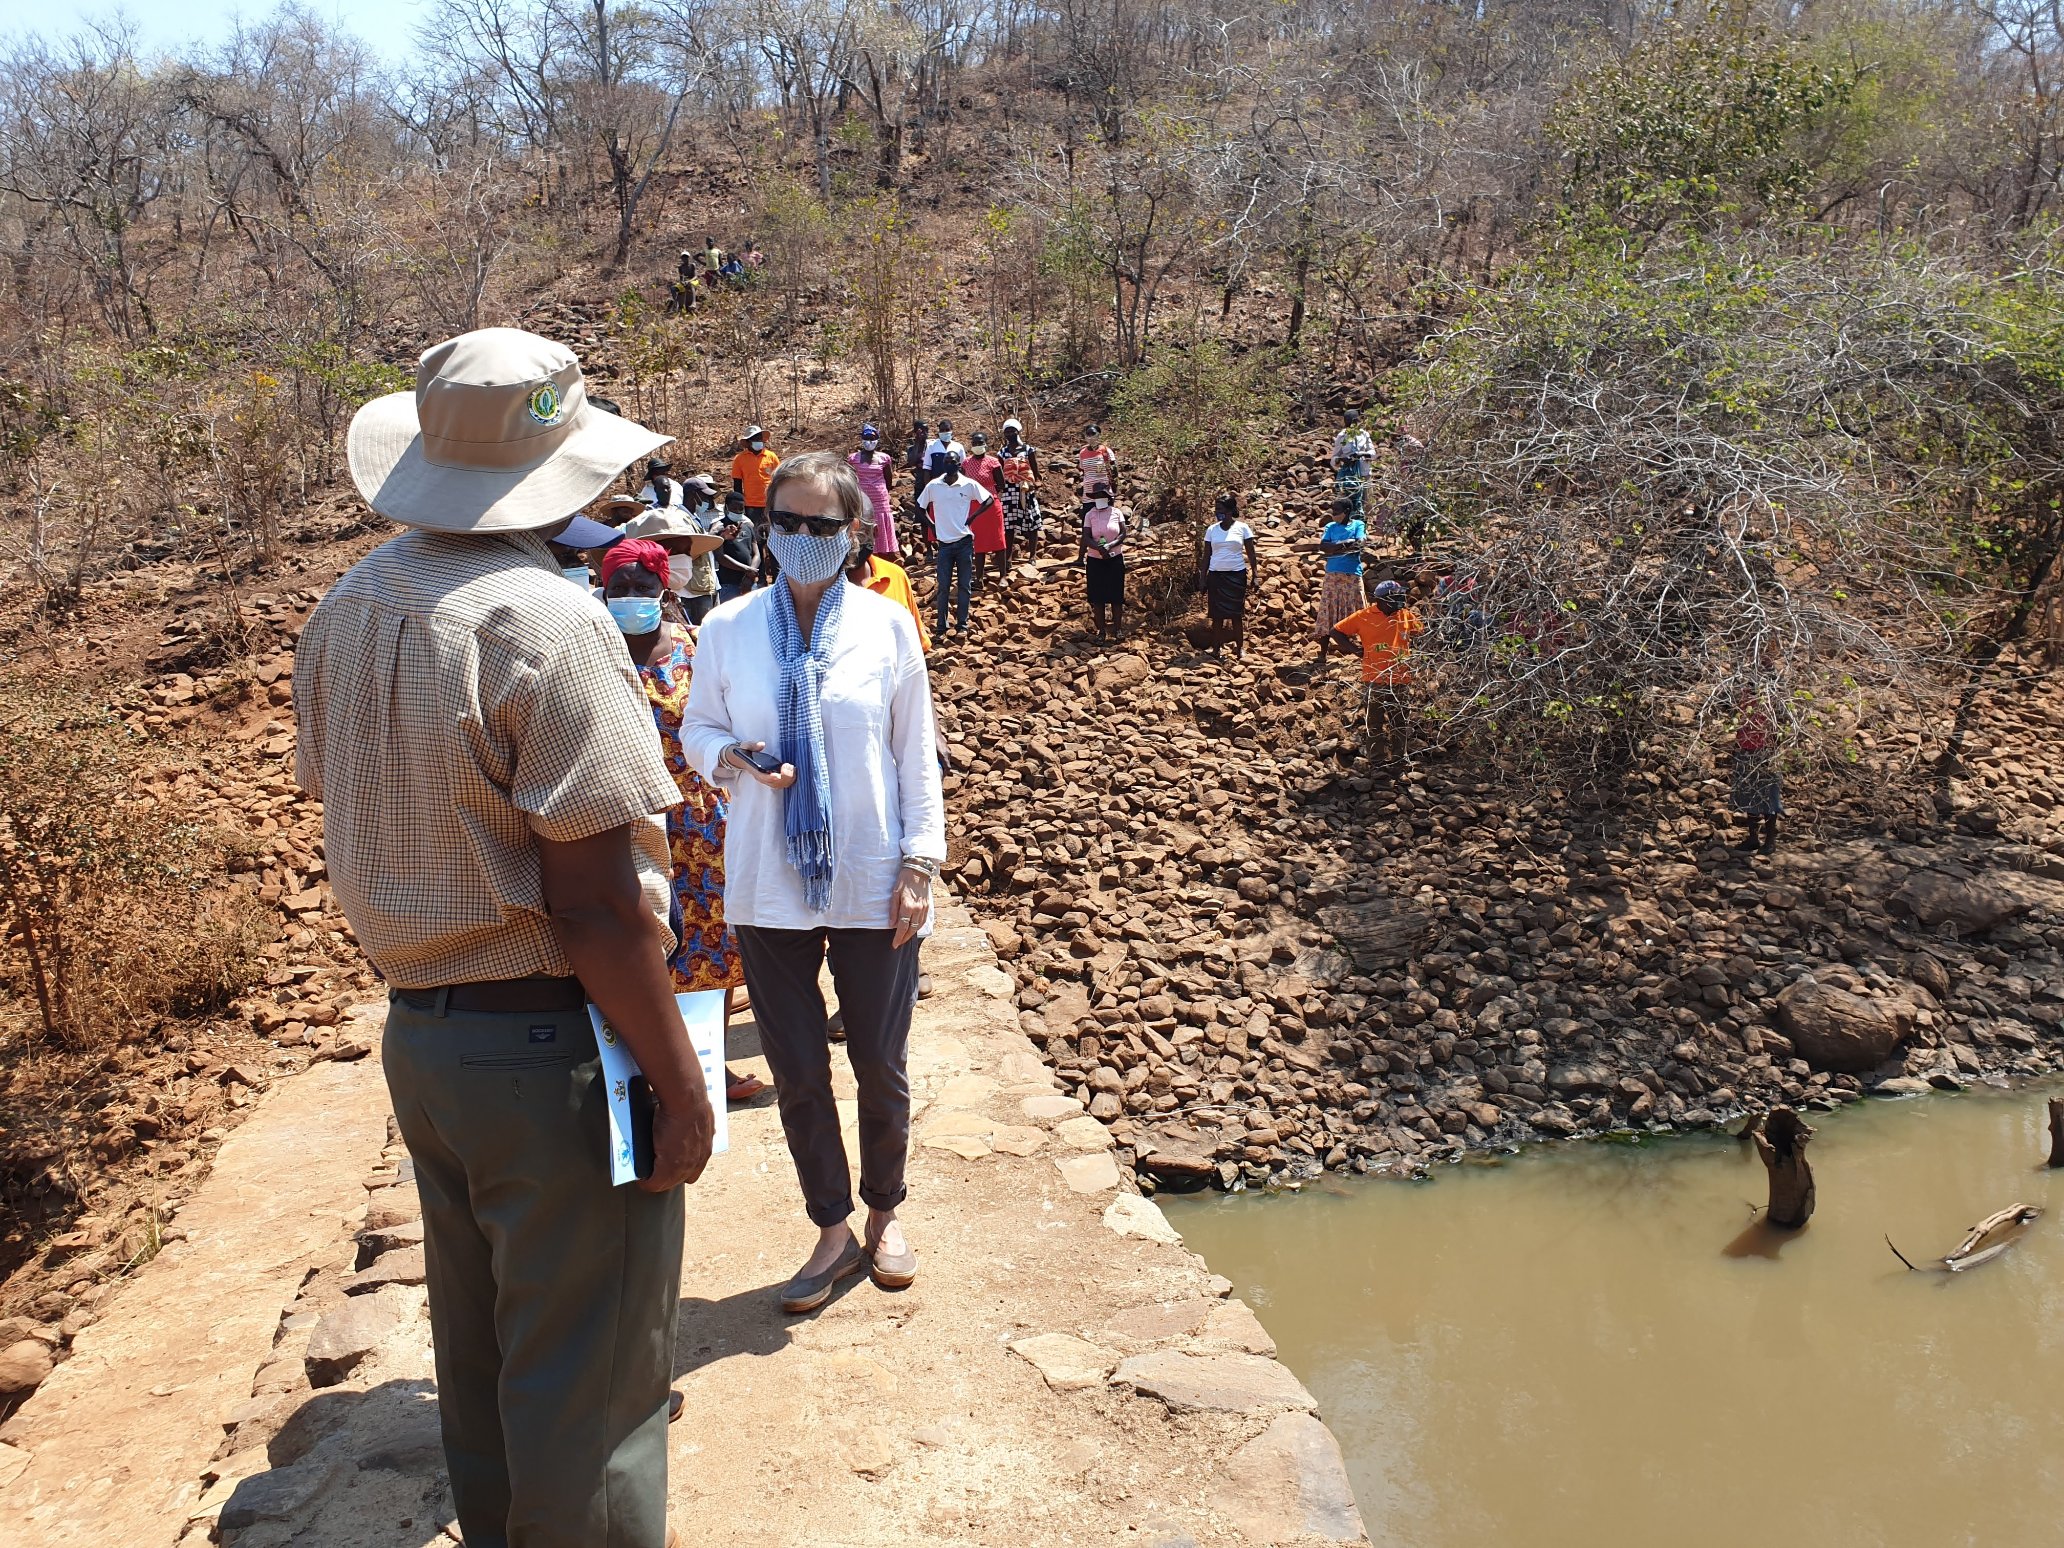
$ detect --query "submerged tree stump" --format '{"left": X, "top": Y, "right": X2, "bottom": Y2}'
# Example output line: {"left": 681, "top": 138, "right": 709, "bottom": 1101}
{"left": 1752, "top": 1107, "right": 1816, "bottom": 1229}
{"left": 2048, "top": 1099, "right": 2064, "bottom": 1168}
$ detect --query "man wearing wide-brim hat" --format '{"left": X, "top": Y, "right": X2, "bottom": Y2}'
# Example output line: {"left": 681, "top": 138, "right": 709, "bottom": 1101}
{"left": 294, "top": 327, "right": 712, "bottom": 1548}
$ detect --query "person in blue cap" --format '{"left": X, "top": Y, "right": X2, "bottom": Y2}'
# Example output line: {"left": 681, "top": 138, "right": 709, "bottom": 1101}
{"left": 546, "top": 511, "right": 630, "bottom": 592}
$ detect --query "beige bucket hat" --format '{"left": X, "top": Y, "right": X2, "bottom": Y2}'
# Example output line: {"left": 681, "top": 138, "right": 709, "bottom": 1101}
{"left": 347, "top": 328, "right": 669, "bottom": 532}
{"left": 624, "top": 508, "right": 726, "bottom": 554}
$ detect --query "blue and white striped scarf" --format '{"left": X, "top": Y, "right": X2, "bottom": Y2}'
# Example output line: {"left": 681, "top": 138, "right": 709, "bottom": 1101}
{"left": 766, "top": 576, "right": 845, "bottom": 911}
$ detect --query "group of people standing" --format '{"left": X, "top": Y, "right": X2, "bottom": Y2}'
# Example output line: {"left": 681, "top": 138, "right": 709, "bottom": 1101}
{"left": 299, "top": 329, "right": 949, "bottom": 1548}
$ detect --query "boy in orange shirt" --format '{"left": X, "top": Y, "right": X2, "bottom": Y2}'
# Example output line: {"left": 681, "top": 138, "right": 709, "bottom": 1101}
{"left": 1329, "top": 579, "right": 1425, "bottom": 765}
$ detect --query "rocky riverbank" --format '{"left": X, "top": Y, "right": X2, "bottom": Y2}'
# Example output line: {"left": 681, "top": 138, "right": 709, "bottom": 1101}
{"left": 929, "top": 510, "right": 2064, "bottom": 1190}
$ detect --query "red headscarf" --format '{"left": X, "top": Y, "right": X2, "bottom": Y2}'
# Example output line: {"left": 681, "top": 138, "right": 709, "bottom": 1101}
{"left": 598, "top": 538, "right": 669, "bottom": 588}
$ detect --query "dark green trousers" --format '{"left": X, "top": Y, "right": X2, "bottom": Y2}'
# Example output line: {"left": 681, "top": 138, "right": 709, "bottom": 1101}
{"left": 383, "top": 994, "right": 683, "bottom": 1548}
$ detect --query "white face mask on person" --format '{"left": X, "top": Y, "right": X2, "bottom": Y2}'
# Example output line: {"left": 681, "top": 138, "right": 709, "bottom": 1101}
{"left": 765, "top": 528, "right": 850, "bottom": 585}
{"left": 666, "top": 555, "right": 695, "bottom": 591}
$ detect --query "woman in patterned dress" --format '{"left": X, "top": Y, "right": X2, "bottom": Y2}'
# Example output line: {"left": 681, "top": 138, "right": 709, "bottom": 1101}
{"left": 997, "top": 418, "right": 1043, "bottom": 561}
{"left": 599, "top": 537, "right": 766, "bottom": 1104}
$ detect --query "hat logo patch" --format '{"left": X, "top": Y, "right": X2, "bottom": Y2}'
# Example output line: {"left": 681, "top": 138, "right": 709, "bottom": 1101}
{"left": 527, "top": 382, "right": 564, "bottom": 425}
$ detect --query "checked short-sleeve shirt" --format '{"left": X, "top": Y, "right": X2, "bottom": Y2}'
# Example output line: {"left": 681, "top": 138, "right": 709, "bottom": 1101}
{"left": 294, "top": 527, "right": 680, "bottom": 990}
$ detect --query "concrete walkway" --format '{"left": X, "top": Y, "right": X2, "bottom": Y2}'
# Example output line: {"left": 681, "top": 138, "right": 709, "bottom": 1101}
{"left": 2, "top": 899, "right": 1367, "bottom": 1548}
{"left": 1, "top": 1051, "right": 389, "bottom": 1545}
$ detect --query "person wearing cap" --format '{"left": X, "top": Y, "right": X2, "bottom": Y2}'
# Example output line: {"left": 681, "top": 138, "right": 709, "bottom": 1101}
{"left": 730, "top": 425, "right": 781, "bottom": 580}
{"left": 713, "top": 497, "right": 760, "bottom": 602}
{"left": 639, "top": 458, "right": 683, "bottom": 510}
{"left": 961, "top": 432, "right": 1009, "bottom": 591}
{"left": 599, "top": 537, "right": 765, "bottom": 1103}
{"left": 848, "top": 424, "right": 899, "bottom": 557}
{"left": 915, "top": 451, "right": 990, "bottom": 640}
{"left": 1077, "top": 423, "right": 1118, "bottom": 499}
{"left": 997, "top": 418, "right": 1044, "bottom": 560}
{"left": 680, "top": 451, "right": 944, "bottom": 1315}
{"left": 924, "top": 419, "right": 966, "bottom": 480}
{"left": 548, "top": 510, "right": 625, "bottom": 592}
{"left": 295, "top": 328, "right": 712, "bottom": 1548}
{"left": 1329, "top": 578, "right": 1426, "bottom": 765}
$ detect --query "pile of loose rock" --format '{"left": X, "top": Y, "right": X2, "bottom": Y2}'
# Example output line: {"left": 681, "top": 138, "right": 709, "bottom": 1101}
{"left": 927, "top": 512, "right": 2064, "bottom": 1191}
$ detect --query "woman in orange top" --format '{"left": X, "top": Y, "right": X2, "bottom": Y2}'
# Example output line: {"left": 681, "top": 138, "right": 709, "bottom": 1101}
{"left": 1329, "top": 579, "right": 1425, "bottom": 766}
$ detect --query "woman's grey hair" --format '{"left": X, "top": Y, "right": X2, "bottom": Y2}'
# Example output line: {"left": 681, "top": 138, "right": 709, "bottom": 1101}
{"left": 764, "top": 450, "right": 870, "bottom": 528}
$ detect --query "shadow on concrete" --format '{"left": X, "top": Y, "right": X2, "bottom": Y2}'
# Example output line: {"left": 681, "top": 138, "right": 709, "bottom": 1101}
{"left": 673, "top": 1270, "right": 874, "bottom": 1380}
{"left": 220, "top": 1378, "right": 447, "bottom": 1546}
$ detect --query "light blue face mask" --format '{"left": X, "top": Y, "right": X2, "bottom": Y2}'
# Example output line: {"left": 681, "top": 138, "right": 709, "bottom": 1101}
{"left": 606, "top": 595, "right": 664, "bottom": 635}
{"left": 765, "top": 528, "right": 851, "bottom": 585}
{"left": 562, "top": 565, "right": 591, "bottom": 587}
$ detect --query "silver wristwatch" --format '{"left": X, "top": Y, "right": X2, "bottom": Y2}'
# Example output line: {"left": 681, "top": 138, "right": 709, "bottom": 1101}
{"left": 900, "top": 854, "right": 941, "bottom": 879}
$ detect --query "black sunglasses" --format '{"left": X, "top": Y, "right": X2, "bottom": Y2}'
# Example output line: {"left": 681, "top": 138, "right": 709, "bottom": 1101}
{"left": 770, "top": 511, "right": 849, "bottom": 537}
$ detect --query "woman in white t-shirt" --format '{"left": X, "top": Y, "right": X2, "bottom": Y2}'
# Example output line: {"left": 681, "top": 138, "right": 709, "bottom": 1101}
{"left": 1197, "top": 492, "right": 1258, "bottom": 660}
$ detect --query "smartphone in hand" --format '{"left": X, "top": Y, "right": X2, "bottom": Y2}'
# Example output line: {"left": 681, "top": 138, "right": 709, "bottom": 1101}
{"left": 628, "top": 1075, "right": 657, "bottom": 1180}
{"left": 734, "top": 745, "right": 784, "bottom": 775}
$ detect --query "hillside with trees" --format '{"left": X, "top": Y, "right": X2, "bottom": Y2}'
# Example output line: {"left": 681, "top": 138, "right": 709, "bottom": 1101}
{"left": 5, "top": 0, "right": 2064, "bottom": 1321}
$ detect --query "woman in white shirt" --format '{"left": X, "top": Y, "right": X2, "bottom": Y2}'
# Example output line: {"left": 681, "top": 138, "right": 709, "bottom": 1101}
{"left": 1198, "top": 492, "right": 1259, "bottom": 660}
{"left": 683, "top": 451, "right": 945, "bottom": 1313}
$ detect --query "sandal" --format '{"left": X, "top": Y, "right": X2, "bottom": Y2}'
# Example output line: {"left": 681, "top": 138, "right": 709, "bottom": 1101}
{"left": 725, "top": 1069, "right": 766, "bottom": 1104}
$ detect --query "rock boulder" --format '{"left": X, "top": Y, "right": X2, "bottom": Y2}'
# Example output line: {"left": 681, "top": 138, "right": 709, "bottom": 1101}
{"left": 1887, "top": 870, "right": 2032, "bottom": 934}
{"left": 1775, "top": 972, "right": 1918, "bottom": 1073}
{"left": 0, "top": 1338, "right": 54, "bottom": 1398}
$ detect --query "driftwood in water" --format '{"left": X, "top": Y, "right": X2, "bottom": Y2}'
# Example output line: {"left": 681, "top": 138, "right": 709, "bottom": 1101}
{"left": 1887, "top": 1203, "right": 2044, "bottom": 1273}
{"left": 2048, "top": 1099, "right": 2064, "bottom": 1167}
{"left": 1943, "top": 1204, "right": 2043, "bottom": 1271}
{"left": 1750, "top": 1108, "right": 1815, "bottom": 1229}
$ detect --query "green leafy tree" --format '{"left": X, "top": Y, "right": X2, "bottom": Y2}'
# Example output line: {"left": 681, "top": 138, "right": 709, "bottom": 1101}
{"left": 1551, "top": 7, "right": 1854, "bottom": 234}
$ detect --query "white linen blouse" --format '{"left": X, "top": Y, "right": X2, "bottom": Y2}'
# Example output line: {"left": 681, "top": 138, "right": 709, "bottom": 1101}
{"left": 681, "top": 584, "right": 945, "bottom": 931}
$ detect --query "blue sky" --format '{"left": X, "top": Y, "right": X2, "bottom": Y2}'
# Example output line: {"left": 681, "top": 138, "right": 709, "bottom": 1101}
{"left": 5, "top": 0, "right": 429, "bottom": 62}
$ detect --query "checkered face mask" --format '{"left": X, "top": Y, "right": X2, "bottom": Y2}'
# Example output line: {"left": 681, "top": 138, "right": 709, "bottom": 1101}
{"left": 766, "top": 528, "right": 850, "bottom": 584}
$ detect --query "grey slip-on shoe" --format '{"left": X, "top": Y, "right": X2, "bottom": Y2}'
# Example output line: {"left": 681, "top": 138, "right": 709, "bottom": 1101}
{"left": 779, "top": 1235, "right": 865, "bottom": 1314}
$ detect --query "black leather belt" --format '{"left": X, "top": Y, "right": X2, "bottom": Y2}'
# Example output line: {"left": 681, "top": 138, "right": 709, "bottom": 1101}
{"left": 393, "top": 976, "right": 586, "bottom": 1014}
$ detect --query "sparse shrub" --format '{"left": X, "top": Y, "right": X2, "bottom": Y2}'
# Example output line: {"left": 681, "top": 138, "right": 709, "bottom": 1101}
{"left": 1108, "top": 324, "right": 1287, "bottom": 610}
{"left": 0, "top": 685, "right": 271, "bottom": 1051}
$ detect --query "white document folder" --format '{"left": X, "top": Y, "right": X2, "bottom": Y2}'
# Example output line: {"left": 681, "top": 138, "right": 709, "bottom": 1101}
{"left": 591, "top": 991, "right": 730, "bottom": 1185}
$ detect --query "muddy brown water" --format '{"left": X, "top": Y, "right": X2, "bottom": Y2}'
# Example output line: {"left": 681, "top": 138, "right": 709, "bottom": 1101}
{"left": 1163, "top": 1084, "right": 2064, "bottom": 1548}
